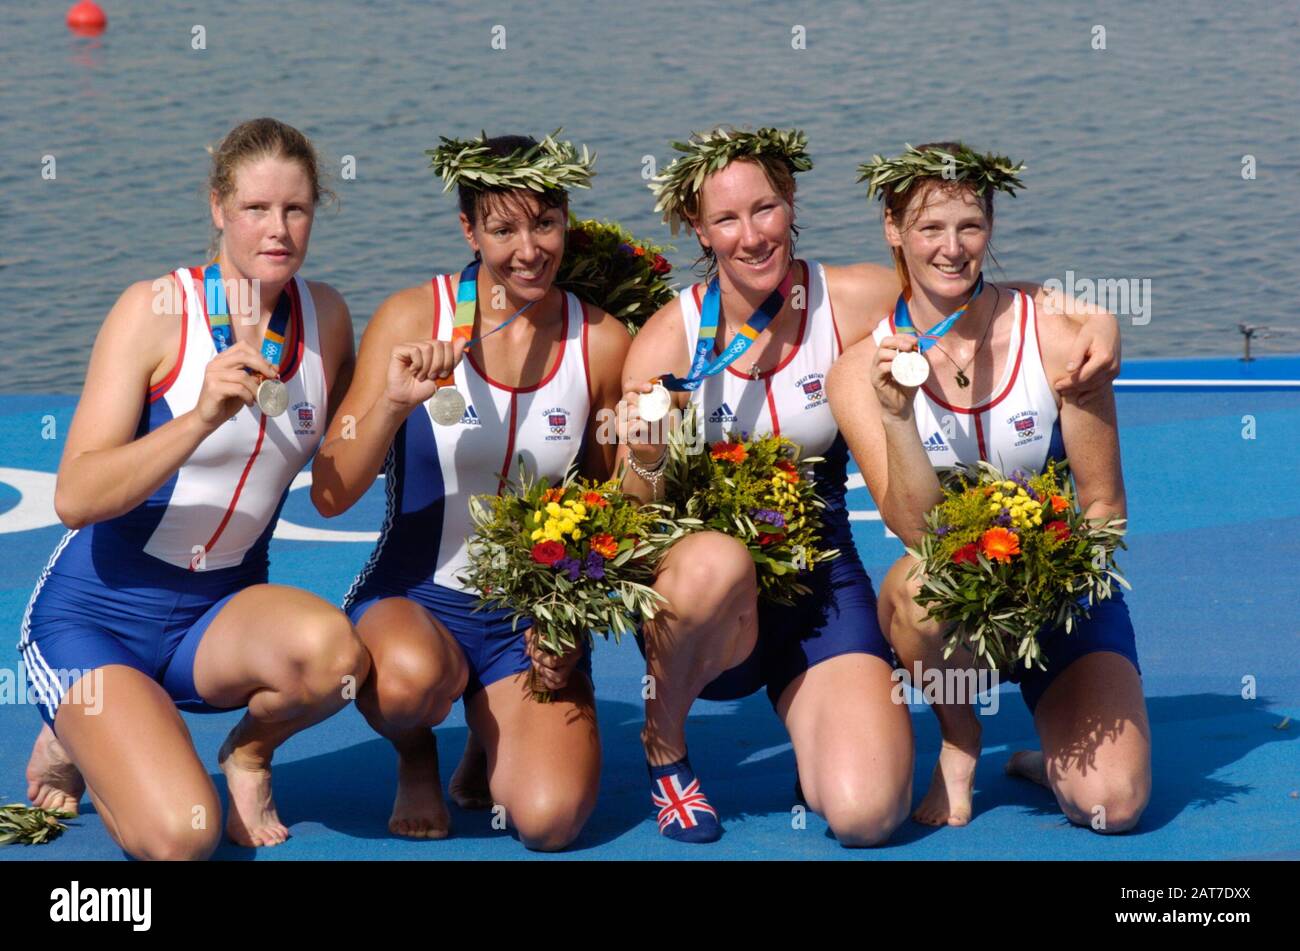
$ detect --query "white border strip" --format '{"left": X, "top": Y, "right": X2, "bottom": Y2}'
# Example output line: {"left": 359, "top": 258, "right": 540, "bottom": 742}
{"left": 1116, "top": 379, "right": 1300, "bottom": 388}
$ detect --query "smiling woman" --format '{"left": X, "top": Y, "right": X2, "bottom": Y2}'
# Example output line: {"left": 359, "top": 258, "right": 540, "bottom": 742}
{"left": 311, "top": 131, "right": 632, "bottom": 851}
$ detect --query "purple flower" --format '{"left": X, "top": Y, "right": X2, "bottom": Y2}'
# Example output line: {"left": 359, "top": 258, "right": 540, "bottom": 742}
{"left": 994, "top": 508, "right": 1012, "bottom": 527}
{"left": 618, "top": 242, "right": 634, "bottom": 255}
{"left": 750, "top": 508, "right": 786, "bottom": 528}
{"left": 585, "top": 552, "right": 606, "bottom": 581}
{"left": 935, "top": 524, "right": 951, "bottom": 537}
{"left": 1009, "top": 468, "right": 1040, "bottom": 501}
{"left": 554, "top": 557, "right": 581, "bottom": 582}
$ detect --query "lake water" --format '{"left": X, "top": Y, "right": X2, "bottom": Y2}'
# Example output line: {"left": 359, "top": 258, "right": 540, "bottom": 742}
{"left": 2, "top": 0, "right": 1298, "bottom": 391}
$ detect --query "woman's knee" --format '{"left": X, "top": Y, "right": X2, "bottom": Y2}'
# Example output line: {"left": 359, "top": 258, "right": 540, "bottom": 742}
{"left": 1056, "top": 773, "right": 1150, "bottom": 834}
{"left": 813, "top": 782, "right": 909, "bottom": 848}
{"left": 119, "top": 797, "right": 222, "bottom": 861}
{"left": 658, "top": 533, "right": 755, "bottom": 604}
{"left": 282, "top": 609, "right": 370, "bottom": 704}
{"left": 508, "top": 788, "right": 595, "bottom": 853}
{"left": 362, "top": 625, "right": 466, "bottom": 729}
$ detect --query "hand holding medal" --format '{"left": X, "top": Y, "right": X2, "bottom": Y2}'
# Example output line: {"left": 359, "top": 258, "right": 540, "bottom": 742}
{"left": 200, "top": 262, "right": 295, "bottom": 420}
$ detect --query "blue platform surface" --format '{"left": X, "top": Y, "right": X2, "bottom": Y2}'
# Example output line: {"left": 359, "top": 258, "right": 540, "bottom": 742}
{"left": 1, "top": 356, "right": 1297, "bottom": 861}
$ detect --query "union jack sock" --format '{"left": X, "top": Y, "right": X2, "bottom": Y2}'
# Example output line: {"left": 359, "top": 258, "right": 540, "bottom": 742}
{"left": 649, "top": 757, "right": 721, "bottom": 843}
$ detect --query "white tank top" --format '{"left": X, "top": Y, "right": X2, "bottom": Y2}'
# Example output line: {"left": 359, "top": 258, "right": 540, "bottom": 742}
{"left": 870, "top": 288, "right": 1065, "bottom": 473}
{"left": 679, "top": 260, "right": 842, "bottom": 456}
{"left": 345, "top": 275, "right": 594, "bottom": 597}
{"left": 139, "top": 266, "right": 327, "bottom": 571}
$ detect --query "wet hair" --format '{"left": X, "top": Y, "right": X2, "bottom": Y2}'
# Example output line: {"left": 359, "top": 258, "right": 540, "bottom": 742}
{"left": 685, "top": 154, "right": 801, "bottom": 279}
{"left": 456, "top": 134, "right": 570, "bottom": 227}
{"left": 207, "top": 117, "right": 332, "bottom": 255}
{"left": 879, "top": 141, "right": 1000, "bottom": 297}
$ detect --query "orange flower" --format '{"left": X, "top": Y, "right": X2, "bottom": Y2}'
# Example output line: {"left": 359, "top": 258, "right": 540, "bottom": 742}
{"left": 774, "top": 459, "right": 800, "bottom": 483}
{"left": 979, "top": 527, "right": 1021, "bottom": 563}
{"left": 582, "top": 491, "right": 609, "bottom": 508}
{"left": 542, "top": 488, "right": 566, "bottom": 503}
{"left": 589, "top": 533, "right": 618, "bottom": 558}
{"left": 1049, "top": 495, "right": 1069, "bottom": 513}
{"left": 710, "top": 441, "right": 747, "bottom": 463}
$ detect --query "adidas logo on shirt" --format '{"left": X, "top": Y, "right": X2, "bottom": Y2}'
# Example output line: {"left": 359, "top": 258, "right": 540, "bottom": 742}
{"left": 923, "top": 431, "right": 947, "bottom": 452}
{"left": 709, "top": 403, "right": 737, "bottom": 424}
{"left": 461, "top": 404, "right": 481, "bottom": 426}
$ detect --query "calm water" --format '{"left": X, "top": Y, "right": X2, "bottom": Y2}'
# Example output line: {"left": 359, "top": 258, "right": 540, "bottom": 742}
{"left": 2, "top": 0, "right": 1298, "bottom": 392}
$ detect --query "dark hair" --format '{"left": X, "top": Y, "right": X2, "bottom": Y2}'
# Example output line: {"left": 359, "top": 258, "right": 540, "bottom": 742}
{"left": 880, "top": 141, "right": 1000, "bottom": 296}
{"left": 685, "top": 153, "right": 800, "bottom": 279}
{"left": 208, "top": 117, "right": 333, "bottom": 255}
{"left": 457, "top": 134, "right": 569, "bottom": 226}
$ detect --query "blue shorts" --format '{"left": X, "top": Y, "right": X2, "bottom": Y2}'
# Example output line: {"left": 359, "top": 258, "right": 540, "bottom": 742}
{"left": 344, "top": 580, "right": 593, "bottom": 699}
{"left": 19, "top": 569, "right": 246, "bottom": 731}
{"left": 1007, "top": 589, "right": 1140, "bottom": 713}
{"left": 637, "top": 550, "right": 893, "bottom": 708}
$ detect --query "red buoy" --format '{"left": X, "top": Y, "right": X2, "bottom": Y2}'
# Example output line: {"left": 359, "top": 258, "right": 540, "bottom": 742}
{"left": 66, "top": 1, "right": 107, "bottom": 36}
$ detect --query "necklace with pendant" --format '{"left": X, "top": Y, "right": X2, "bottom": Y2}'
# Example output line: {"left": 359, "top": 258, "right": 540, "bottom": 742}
{"left": 929, "top": 285, "right": 1000, "bottom": 389}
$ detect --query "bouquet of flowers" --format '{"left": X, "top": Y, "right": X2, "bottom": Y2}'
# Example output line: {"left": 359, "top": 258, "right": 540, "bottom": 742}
{"left": 461, "top": 463, "right": 681, "bottom": 700}
{"left": 663, "top": 405, "right": 839, "bottom": 605}
{"left": 907, "top": 461, "right": 1128, "bottom": 672}
{"left": 557, "top": 215, "right": 676, "bottom": 332}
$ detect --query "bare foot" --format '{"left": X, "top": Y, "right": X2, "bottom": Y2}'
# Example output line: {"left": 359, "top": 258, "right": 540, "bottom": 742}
{"left": 389, "top": 731, "right": 450, "bottom": 838}
{"left": 1005, "top": 750, "right": 1049, "bottom": 788}
{"left": 912, "top": 719, "right": 981, "bottom": 827}
{"left": 218, "top": 727, "right": 289, "bottom": 847}
{"left": 448, "top": 731, "right": 492, "bottom": 811}
{"left": 26, "top": 725, "right": 85, "bottom": 815}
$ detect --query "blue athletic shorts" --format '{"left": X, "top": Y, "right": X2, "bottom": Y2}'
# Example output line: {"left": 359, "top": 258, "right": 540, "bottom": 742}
{"left": 19, "top": 568, "right": 247, "bottom": 731}
{"left": 344, "top": 580, "right": 593, "bottom": 699}
{"left": 637, "top": 549, "right": 893, "bottom": 708}
{"left": 1007, "top": 589, "right": 1140, "bottom": 713}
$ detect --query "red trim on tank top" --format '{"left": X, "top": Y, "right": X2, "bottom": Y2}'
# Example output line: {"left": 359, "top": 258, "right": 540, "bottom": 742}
{"left": 497, "top": 395, "right": 519, "bottom": 495}
{"left": 466, "top": 293, "right": 570, "bottom": 394}
{"left": 580, "top": 299, "right": 594, "bottom": 406}
{"left": 974, "top": 413, "right": 987, "bottom": 461}
{"left": 277, "top": 279, "right": 305, "bottom": 383}
{"left": 691, "top": 261, "right": 809, "bottom": 381}
{"left": 887, "top": 289, "right": 1027, "bottom": 415}
{"left": 194, "top": 414, "right": 269, "bottom": 569}
{"left": 150, "top": 273, "right": 189, "bottom": 403}
{"left": 763, "top": 377, "right": 781, "bottom": 436}
{"left": 430, "top": 275, "right": 443, "bottom": 339}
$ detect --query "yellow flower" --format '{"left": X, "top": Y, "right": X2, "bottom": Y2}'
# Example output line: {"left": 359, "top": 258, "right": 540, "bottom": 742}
{"left": 1002, "top": 481, "right": 1017, "bottom": 491}
{"left": 988, "top": 503, "right": 1001, "bottom": 513}
{"left": 531, "top": 528, "right": 544, "bottom": 541}
{"left": 571, "top": 529, "right": 583, "bottom": 541}
{"left": 571, "top": 503, "right": 587, "bottom": 519}
{"left": 560, "top": 519, "right": 575, "bottom": 533}
{"left": 992, "top": 492, "right": 1004, "bottom": 503}
{"left": 545, "top": 502, "right": 562, "bottom": 517}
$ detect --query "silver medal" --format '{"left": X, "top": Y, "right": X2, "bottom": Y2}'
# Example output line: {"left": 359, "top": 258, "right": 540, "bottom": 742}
{"left": 430, "top": 386, "right": 467, "bottom": 426}
{"left": 256, "top": 378, "right": 289, "bottom": 417}
{"left": 890, "top": 350, "right": 930, "bottom": 388}
{"left": 639, "top": 383, "right": 672, "bottom": 423}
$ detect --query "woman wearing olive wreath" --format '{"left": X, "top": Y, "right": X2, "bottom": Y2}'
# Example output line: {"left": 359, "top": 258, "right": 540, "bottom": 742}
{"left": 617, "top": 128, "right": 1123, "bottom": 844}
{"left": 828, "top": 143, "right": 1148, "bottom": 831}
{"left": 313, "top": 132, "right": 633, "bottom": 850}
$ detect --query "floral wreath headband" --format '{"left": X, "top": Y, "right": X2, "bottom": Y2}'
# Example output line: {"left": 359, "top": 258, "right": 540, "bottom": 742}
{"left": 648, "top": 126, "right": 813, "bottom": 235}
{"left": 856, "top": 143, "right": 1026, "bottom": 205}
{"left": 425, "top": 128, "right": 596, "bottom": 195}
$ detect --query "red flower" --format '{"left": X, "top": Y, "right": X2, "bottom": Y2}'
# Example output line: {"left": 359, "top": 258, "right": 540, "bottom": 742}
{"left": 582, "top": 491, "right": 609, "bottom": 508}
{"left": 633, "top": 246, "right": 646, "bottom": 257}
{"left": 774, "top": 459, "right": 801, "bottom": 483}
{"left": 711, "top": 441, "right": 747, "bottom": 463}
{"left": 979, "top": 527, "right": 1021, "bottom": 563}
{"left": 757, "top": 532, "right": 784, "bottom": 546}
{"left": 952, "top": 543, "right": 979, "bottom": 565}
{"left": 530, "top": 541, "right": 567, "bottom": 566}
{"left": 590, "top": 533, "right": 618, "bottom": 558}
{"left": 651, "top": 254, "right": 672, "bottom": 275}
{"left": 1045, "top": 520, "right": 1071, "bottom": 542}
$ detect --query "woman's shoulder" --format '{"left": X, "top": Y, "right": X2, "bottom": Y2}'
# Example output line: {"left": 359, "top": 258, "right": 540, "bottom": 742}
{"left": 1001, "top": 281, "right": 1087, "bottom": 383}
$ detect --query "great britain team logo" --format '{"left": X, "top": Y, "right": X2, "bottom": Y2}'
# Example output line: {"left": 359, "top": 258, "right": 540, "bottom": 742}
{"left": 291, "top": 401, "right": 318, "bottom": 436}
{"left": 795, "top": 372, "right": 827, "bottom": 409}
{"left": 1007, "top": 410, "right": 1042, "bottom": 447}
{"left": 542, "top": 406, "right": 573, "bottom": 441}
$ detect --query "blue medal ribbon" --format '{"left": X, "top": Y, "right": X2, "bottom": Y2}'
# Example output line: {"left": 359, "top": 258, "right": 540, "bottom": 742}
{"left": 893, "top": 273, "right": 985, "bottom": 352}
{"left": 658, "top": 265, "right": 796, "bottom": 392}
{"left": 202, "top": 262, "right": 292, "bottom": 370}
